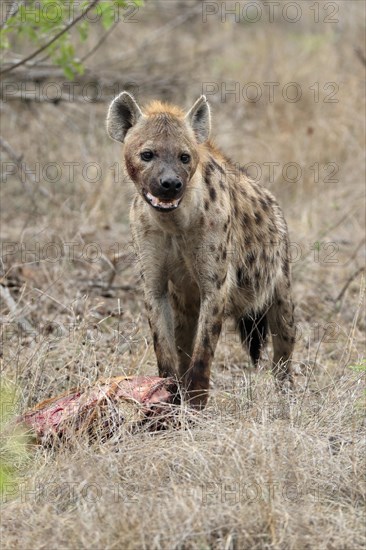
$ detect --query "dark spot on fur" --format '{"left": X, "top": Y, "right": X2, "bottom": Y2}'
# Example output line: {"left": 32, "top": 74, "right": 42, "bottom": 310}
{"left": 212, "top": 322, "right": 222, "bottom": 336}
{"left": 213, "top": 306, "right": 219, "bottom": 316}
{"left": 216, "top": 272, "right": 227, "bottom": 289}
{"left": 153, "top": 332, "right": 158, "bottom": 351}
{"left": 245, "top": 235, "right": 252, "bottom": 247}
{"left": 203, "top": 332, "right": 210, "bottom": 348}
{"left": 209, "top": 187, "right": 217, "bottom": 201}
{"left": 210, "top": 157, "right": 226, "bottom": 176}
{"left": 239, "top": 165, "right": 250, "bottom": 176}
{"left": 242, "top": 212, "right": 251, "bottom": 226}
{"left": 222, "top": 250, "right": 227, "bottom": 260}
{"left": 243, "top": 273, "right": 252, "bottom": 286}
{"left": 259, "top": 196, "right": 270, "bottom": 211}
{"left": 254, "top": 211, "right": 263, "bottom": 225}
{"left": 204, "top": 162, "right": 215, "bottom": 186}
{"left": 204, "top": 200, "right": 210, "bottom": 211}
{"left": 247, "top": 252, "right": 256, "bottom": 265}
{"left": 210, "top": 244, "right": 216, "bottom": 252}
{"left": 219, "top": 181, "right": 225, "bottom": 190}
{"left": 237, "top": 267, "right": 243, "bottom": 284}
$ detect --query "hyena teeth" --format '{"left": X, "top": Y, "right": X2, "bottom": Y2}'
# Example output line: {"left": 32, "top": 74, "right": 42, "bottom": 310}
{"left": 146, "top": 192, "right": 180, "bottom": 209}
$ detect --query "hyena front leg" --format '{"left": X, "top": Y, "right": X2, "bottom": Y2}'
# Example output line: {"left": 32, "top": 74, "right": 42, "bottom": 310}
{"left": 170, "top": 287, "right": 200, "bottom": 385}
{"left": 144, "top": 291, "right": 179, "bottom": 378}
{"left": 133, "top": 233, "right": 179, "bottom": 379}
{"left": 267, "top": 285, "right": 296, "bottom": 386}
{"left": 186, "top": 291, "right": 226, "bottom": 409}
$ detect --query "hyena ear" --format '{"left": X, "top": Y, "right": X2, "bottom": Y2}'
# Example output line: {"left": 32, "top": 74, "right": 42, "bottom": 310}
{"left": 106, "top": 91, "right": 143, "bottom": 143}
{"left": 185, "top": 95, "right": 211, "bottom": 144}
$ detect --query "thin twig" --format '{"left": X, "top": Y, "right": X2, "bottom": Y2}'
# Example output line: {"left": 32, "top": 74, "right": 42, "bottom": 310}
{"left": 32, "top": 287, "right": 74, "bottom": 315}
{"left": 335, "top": 267, "right": 365, "bottom": 304}
{"left": 0, "top": 135, "right": 22, "bottom": 163}
{"left": 355, "top": 47, "right": 366, "bottom": 67}
{"left": 80, "top": 20, "right": 119, "bottom": 64}
{"left": 95, "top": 3, "right": 203, "bottom": 70}
{"left": 292, "top": 205, "right": 363, "bottom": 273}
{"left": 0, "top": 135, "right": 50, "bottom": 198}
{"left": 0, "top": 0, "right": 100, "bottom": 76}
{"left": 0, "top": 284, "right": 34, "bottom": 331}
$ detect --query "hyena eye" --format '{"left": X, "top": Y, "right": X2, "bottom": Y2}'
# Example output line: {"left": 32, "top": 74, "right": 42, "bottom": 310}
{"left": 180, "top": 153, "right": 191, "bottom": 164}
{"left": 141, "top": 150, "right": 154, "bottom": 161}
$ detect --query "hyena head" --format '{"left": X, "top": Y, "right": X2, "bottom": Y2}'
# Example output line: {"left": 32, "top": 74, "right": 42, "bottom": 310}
{"left": 107, "top": 92, "right": 211, "bottom": 212}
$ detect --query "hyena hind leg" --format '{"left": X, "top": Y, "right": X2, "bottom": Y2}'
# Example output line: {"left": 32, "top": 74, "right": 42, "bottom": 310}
{"left": 238, "top": 309, "right": 269, "bottom": 366}
{"left": 267, "top": 291, "right": 296, "bottom": 386}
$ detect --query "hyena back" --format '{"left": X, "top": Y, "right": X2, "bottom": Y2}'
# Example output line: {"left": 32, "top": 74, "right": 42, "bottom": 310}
{"left": 107, "top": 92, "right": 295, "bottom": 408}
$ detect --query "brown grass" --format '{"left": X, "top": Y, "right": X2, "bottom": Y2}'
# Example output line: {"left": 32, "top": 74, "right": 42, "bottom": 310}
{"left": 0, "top": 1, "right": 365, "bottom": 548}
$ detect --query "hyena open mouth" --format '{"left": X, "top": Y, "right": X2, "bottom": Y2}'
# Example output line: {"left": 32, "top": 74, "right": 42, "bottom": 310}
{"left": 143, "top": 191, "right": 182, "bottom": 212}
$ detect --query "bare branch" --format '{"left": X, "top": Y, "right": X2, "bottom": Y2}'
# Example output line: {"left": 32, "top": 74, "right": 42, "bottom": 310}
{"left": 95, "top": 3, "right": 203, "bottom": 70}
{"left": 80, "top": 20, "right": 119, "bottom": 64}
{"left": 335, "top": 267, "right": 365, "bottom": 304}
{"left": 0, "top": 0, "right": 101, "bottom": 76}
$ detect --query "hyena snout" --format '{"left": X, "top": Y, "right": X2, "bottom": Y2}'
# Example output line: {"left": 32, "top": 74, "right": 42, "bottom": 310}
{"left": 144, "top": 169, "right": 186, "bottom": 212}
{"left": 156, "top": 175, "right": 183, "bottom": 199}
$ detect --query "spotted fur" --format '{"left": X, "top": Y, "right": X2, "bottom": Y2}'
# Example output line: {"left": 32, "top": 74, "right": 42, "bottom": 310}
{"left": 107, "top": 92, "right": 295, "bottom": 408}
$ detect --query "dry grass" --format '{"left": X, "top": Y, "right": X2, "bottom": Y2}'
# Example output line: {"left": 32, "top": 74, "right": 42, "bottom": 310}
{"left": 1, "top": 1, "right": 365, "bottom": 548}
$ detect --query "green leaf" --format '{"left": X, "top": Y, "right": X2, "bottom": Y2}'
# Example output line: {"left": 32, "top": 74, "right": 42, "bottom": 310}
{"left": 62, "top": 65, "right": 75, "bottom": 80}
{"left": 78, "top": 21, "right": 89, "bottom": 42}
{"left": 1, "top": 0, "right": 145, "bottom": 80}
{"left": 349, "top": 360, "right": 366, "bottom": 372}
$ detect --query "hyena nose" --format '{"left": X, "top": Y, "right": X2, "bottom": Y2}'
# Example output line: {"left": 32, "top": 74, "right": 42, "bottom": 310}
{"left": 160, "top": 178, "right": 182, "bottom": 193}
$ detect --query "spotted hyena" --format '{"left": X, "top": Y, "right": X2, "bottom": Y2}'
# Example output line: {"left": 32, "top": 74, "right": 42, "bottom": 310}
{"left": 107, "top": 92, "right": 295, "bottom": 408}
